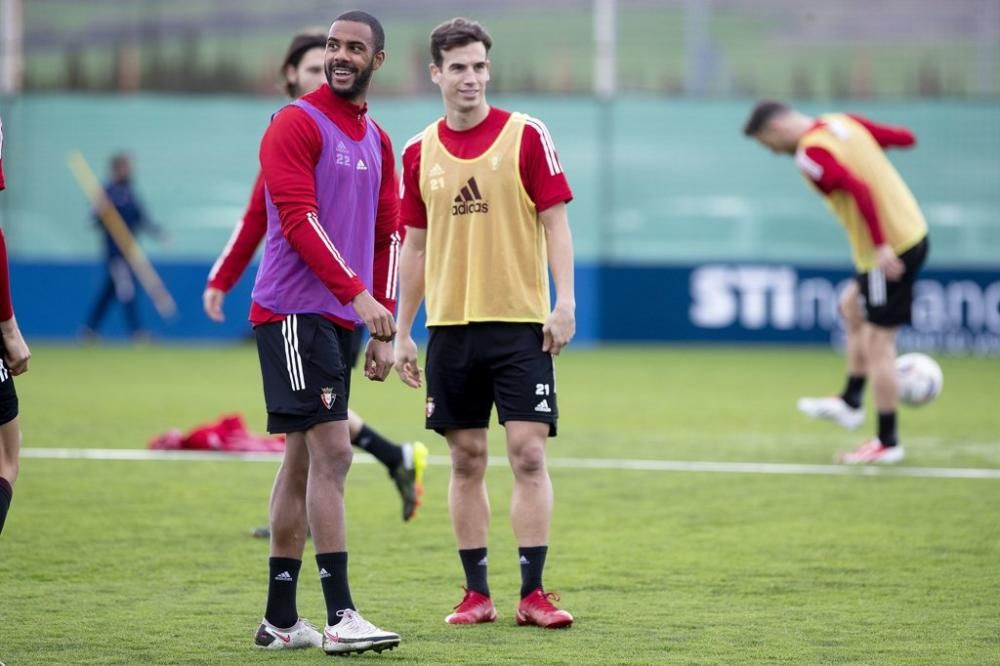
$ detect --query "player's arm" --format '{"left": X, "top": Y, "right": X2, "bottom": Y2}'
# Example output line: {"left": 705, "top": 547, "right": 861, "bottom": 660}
{"left": 848, "top": 114, "right": 916, "bottom": 149}
{"left": 362, "top": 125, "right": 402, "bottom": 381}
{"left": 797, "top": 147, "right": 904, "bottom": 279}
{"left": 203, "top": 172, "right": 268, "bottom": 321}
{"left": 0, "top": 229, "right": 29, "bottom": 376}
{"left": 539, "top": 203, "right": 575, "bottom": 355}
{"left": 393, "top": 139, "right": 427, "bottom": 388}
{"left": 521, "top": 117, "right": 576, "bottom": 353}
{"left": 371, "top": 125, "right": 401, "bottom": 314}
{"left": 260, "top": 106, "right": 393, "bottom": 340}
{"left": 393, "top": 226, "right": 426, "bottom": 389}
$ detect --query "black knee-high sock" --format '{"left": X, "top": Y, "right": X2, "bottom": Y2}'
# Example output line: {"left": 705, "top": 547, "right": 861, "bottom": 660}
{"left": 352, "top": 424, "right": 404, "bottom": 471}
{"left": 459, "top": 547, "right": 490, "bottom": 597}
{"left": 0, "top": 477, "right": 11, "bottom": 537}
{"left": 264, "top": 557, "right": 301, "bottom": 629}
{"left": 518, "top": 546, "right": 548, "bottom": 598}
{"left": 878, "top": 411, "right": 898, "bottom": 447}
{"left": 316, "top": 552, "right": 355, "bottom": 625}
{"left": 840, "top": 375, "right": 866, "bottom": 409}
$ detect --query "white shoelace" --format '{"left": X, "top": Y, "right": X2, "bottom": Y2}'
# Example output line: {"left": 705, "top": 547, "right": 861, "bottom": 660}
{"left": 335, "top": 609, "right": 379, "bottom": 635}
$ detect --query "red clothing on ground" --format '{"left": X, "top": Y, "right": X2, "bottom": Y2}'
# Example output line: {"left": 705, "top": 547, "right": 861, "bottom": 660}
{"left": 400, "top": 107, "right": 573, "bottom": 229}
{"left": 797, "top": 114, "right": 917, "bottom": 247}
{"left": 252, "top": 85, "right": 399, "bottom": 327}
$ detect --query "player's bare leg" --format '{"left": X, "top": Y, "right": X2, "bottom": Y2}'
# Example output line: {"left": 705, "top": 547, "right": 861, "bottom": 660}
{"left": 797, "top": 283, "right": 865, "bottom": 430}
{"left": 443, "top": 428, "right": 497, "bottom": 624}
{"left": 838, "top": 323, "right": 904, "bottom": 464}
{"left": 255, "top": 432, "right": 320, "bottom": 649}
{"left": 506, "top": 421, "right": 552, "bottom": 547}
{"left": 505, "top": 421, "right": 571, "bottom": 628}
{"left": 304, "top": 420, "right": 352, "bottom": 553}
{"left": 840, "top": 282, "right": 868, "bottom": 378}
{"left": 0, "top": 417, "right": 21, "bottom": 536}
{"left": 447, "top": 428, "right": 491, "bottom": 548}
{"left": 269, "top": 432, "right": 309, "bottom": 557}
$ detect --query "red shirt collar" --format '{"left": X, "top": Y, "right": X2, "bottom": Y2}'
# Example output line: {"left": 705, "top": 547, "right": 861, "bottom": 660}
{"left": 438, "top": 106, "right": 511, "bottom": 142}
{"left": 300, "top": 84, "right": 369, "bottom": 138}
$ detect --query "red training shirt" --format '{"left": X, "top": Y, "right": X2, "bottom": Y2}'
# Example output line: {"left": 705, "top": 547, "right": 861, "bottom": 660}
{"left": 207, "top": 172, "right": 267, "bottom": 293}
{"left": 796, "top": 114, "right": 917, "bottom": 247}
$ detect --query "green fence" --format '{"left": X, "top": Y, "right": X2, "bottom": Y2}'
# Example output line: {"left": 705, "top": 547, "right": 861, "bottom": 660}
{"left": 1, "top": 95, "right": 997, "bottom": 267}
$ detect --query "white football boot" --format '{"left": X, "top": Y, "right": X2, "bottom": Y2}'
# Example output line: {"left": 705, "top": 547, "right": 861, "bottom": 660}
{"left": 837, "top": 439, "right": 905, "bottom": 464}
{"left": 323, "top": 608, "right": 401, "bottom": 655}
{"left": 796, "top": 396, "right": 864, "bottom": 430}
{"left": 253, "top": 617, "right": 322, "bottom": 649}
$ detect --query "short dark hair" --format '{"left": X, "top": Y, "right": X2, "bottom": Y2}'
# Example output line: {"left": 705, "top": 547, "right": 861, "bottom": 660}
{"left": 281, "top": 30, "right": 327, "bottom": 97}
{"left": 335, "top": 10, "right": 385, "bottom": 53}
{"left": 430, "top": 17, "right": 492, "bottom": 67}
{"left": 743, "top": 100, "right": 790, "bottom": 136}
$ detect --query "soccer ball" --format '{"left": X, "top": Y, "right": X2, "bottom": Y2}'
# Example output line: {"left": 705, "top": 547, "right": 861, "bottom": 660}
{"left": 895, "top": 353, "right": 943, "bottom": 407}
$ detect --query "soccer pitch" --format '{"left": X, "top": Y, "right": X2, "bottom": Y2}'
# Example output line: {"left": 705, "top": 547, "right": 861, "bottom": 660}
{"left": 1, "top": 344, "right": 998, "bottom": 664}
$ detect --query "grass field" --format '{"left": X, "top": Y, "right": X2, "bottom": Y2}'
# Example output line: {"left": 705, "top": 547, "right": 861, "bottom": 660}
{"left": 1, "top": 344, "right": 999, "bottom": 664}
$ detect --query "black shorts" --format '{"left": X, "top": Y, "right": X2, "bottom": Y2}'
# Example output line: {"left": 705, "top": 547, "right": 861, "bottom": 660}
{"left": 857, "top": 236, "right": 929, "bottom": 328}
{"left": 425, "top": 322, "right": 557, "bottom": 436}
{"left": 0, "top": 352, "right": 17, "bottom": 426}
{"left": 255, "top": 314, "right": 353, "bottom": 434}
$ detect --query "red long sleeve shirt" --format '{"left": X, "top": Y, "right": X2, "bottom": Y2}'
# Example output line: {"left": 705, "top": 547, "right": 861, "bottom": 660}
{"left": 796, "top": 114, "right": 916, "bottom": 246}
{"left": 207, "top": 172, "right": 267, "bottom": 293}
{"left": 251, "top": 85, "right": 399, "bottom": 327}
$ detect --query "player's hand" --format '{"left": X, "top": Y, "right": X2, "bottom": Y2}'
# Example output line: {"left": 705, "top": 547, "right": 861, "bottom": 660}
{"left": 876, "top": 244, "right": 905, "bottom": 281}
{"left": 351, "top": 291, "right": 396, "bottom": 342}
{"left": 394, "top": 335, "right": 422, "bottom": 388}
{"left": 0, "top": 317, "right": 31, "bottom": 376}
{"left": 202, "top": 287, "right": 225, "bottom": 322}
{"left": 363, "top": 338, "right": 394, "bottom": 382}
{"left": 542, "top": 303, "right": 576, "bottom": 355}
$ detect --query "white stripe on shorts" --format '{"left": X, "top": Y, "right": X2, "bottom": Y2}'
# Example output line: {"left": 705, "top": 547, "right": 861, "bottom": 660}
{"left": 281, "top": 316, "right": 306, "bottom": 391}
{"left": 868, "top": 269, "right": 887, "bottom": 307}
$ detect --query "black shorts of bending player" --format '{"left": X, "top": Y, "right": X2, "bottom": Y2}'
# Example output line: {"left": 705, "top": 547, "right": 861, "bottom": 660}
{"left": 425, "top": 322, "right": 558, "bottom": 437}
{"left": 857, "top": 236, "right": 929, "bottom": 328}
{"left": 255, "top": 314, "right": 353, "bottom": 434}
{"left": 0, "top": 359, "right": 17, "bottom": 426}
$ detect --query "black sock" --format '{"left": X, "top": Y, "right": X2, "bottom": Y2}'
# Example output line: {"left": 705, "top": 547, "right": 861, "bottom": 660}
{"left": 458, "top": 547, "right": 490, "bottom": 597}
{"left": 840, "top": 375, "right": 866, "bottom": 409}
{"left": 519, "top": 546, "right": 548, "bottom": 599}
{"left": 264, "top": 557, "right": 301, "bottom": 629}
{"left": 316, "top": 552, "right": 354, "bottom": 625}
{"left": 878, "top": 411, "right": 898, "bottom": 447}
{"left": 0, "top": 477, "right": 11, "bottom": 537}
{"left": 352, "top": 424, "right": 404, "bottom": 472}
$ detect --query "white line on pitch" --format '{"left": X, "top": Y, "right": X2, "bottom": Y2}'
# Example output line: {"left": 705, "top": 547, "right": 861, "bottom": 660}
{"left": 19, "top": 448, "right": 1000, "bottom": 480}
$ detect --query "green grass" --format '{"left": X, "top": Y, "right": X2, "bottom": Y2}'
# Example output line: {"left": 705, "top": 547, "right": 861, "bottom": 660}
{"left": 1, "top": 344, "right": 999, "bottom": 664}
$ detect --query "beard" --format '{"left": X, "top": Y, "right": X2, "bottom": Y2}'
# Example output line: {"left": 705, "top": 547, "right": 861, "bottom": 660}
{"left": 325, "top": 59, "right": 375, "bottom": 100}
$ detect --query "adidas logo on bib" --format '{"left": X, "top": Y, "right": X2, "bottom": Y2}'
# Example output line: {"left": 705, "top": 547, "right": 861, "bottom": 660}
{"left": 452, "top": 177, "right": 489, "bottom": 215}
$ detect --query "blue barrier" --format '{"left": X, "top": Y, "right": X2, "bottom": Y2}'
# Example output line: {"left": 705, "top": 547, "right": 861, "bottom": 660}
{"left": 601, "top": 263, "right": 1000, "bottom": 354}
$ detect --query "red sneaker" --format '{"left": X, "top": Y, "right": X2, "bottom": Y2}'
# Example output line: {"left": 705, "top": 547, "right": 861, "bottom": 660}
{"left": 837, "top": 438, "right": 904, "bottom": 464}
{"left": 516, "top": 588, "right": 574, "bottom": 629}
{"left": 445, "top": 588, "right": 497, "bottom": 625}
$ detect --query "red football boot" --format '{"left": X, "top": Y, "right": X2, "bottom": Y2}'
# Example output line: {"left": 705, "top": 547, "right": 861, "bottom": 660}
{"left": 516, "top": 588, "right": 574, "bottom": 629}
{"left": 445, "top": 588, "right": 497, "bottom": 625}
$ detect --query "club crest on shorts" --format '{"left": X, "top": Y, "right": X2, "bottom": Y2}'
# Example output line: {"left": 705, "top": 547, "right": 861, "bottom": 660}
{"left": 320, "top": 387, "right": 337, "bottom": 410}
{"left": 425, "top": 396, "right": 435, "bottom": 419}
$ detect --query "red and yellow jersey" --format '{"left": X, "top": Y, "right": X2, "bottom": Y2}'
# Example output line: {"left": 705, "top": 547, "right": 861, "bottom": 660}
{"left": 406, "top": 111, "right": 569, "bottom": 325}
{"left": 797, "top": 113, "right": 926, "bottom": 271}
